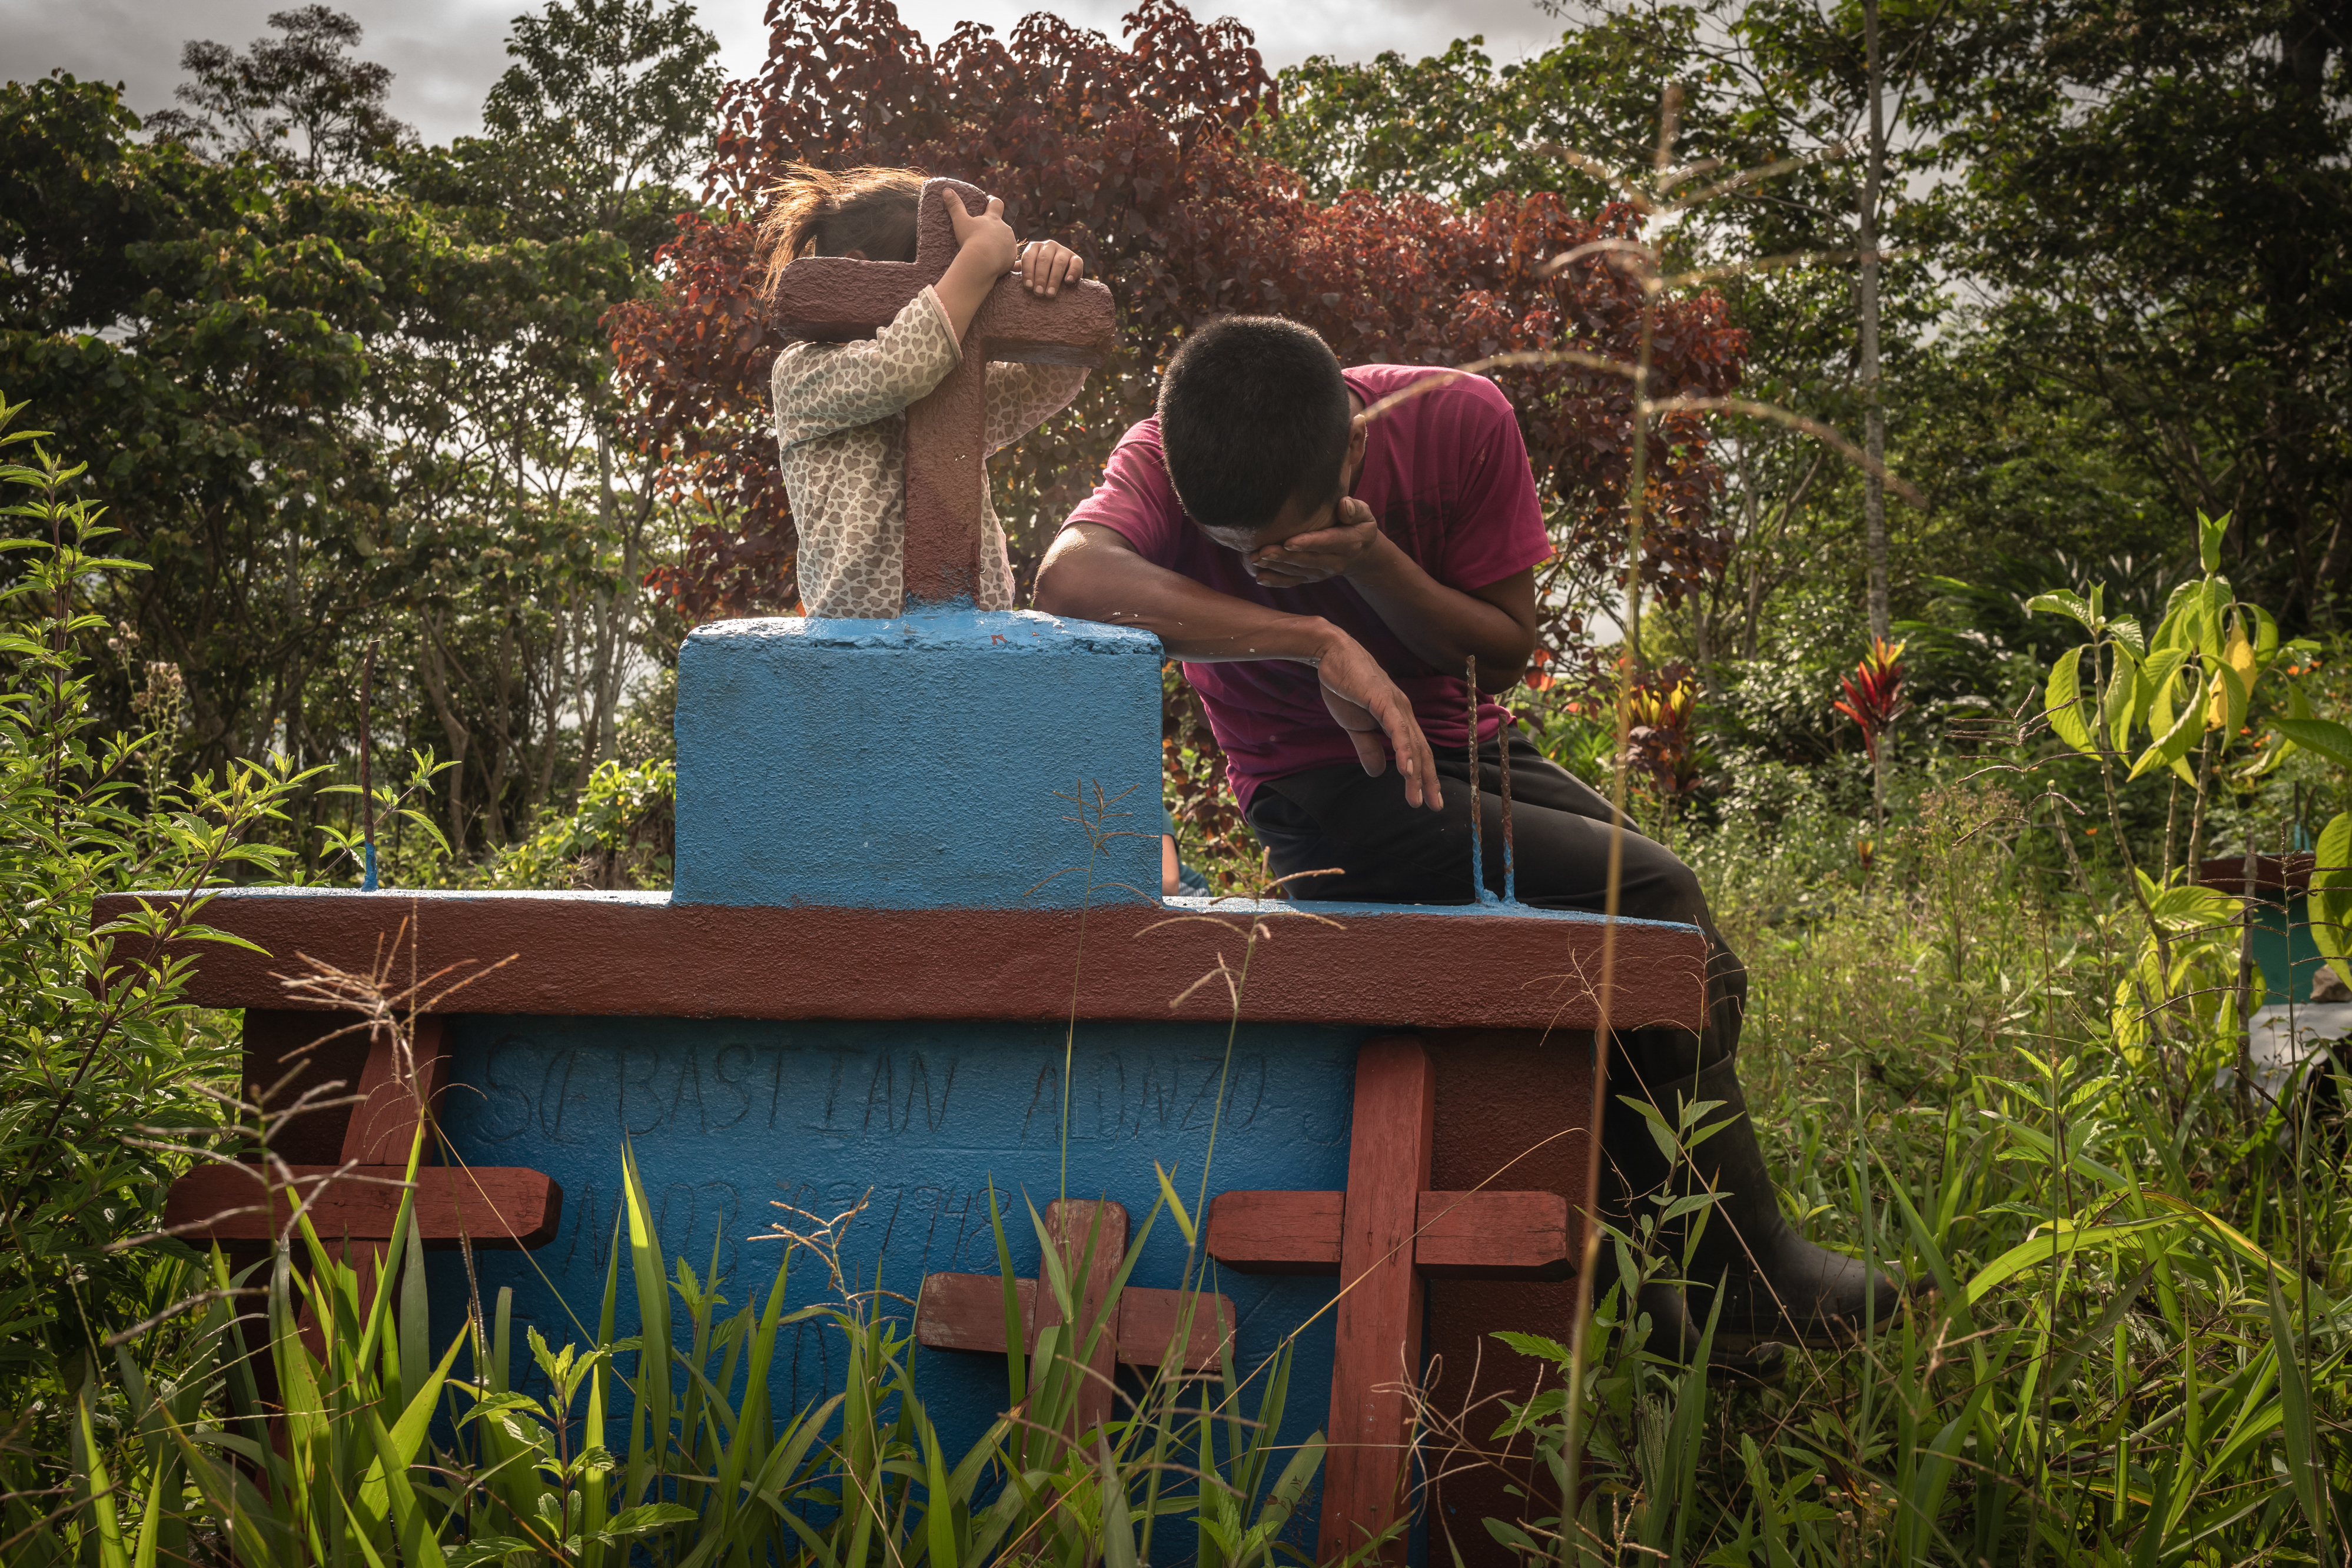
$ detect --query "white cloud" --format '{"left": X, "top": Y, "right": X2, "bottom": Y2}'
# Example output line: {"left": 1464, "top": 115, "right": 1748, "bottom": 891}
{"left": 5, "top": 0, "right": 1564, "bottom": 147}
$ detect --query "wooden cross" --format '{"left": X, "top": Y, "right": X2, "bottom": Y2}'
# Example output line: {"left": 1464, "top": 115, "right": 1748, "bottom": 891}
{"left": 1205, "top": 1035, "right": 1573, "bottom": 1566}
{"left": 915, "top": 1198, "right": 1237, "bottom": 1437}
{"left": 164, "top": 1015, "right": 563, "bottom": 1313}
{"left": 769, "top": 177, "right": 1117, "bottom": 607}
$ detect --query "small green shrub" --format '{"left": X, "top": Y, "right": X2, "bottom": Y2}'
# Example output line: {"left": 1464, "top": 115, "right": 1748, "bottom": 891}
{"left": 0, "top": 396, "right": 309, "bottom": 1429}
{"left": 481, "top": 757, "right": 676, "bottom": 891}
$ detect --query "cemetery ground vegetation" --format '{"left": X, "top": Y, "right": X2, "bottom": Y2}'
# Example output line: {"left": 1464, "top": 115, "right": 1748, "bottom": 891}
{"left": 8, "top": 402, "right": 2352, "bottom": 1563}
{"left": 5, "top": 0, "right": 2351, "bottom": 1558}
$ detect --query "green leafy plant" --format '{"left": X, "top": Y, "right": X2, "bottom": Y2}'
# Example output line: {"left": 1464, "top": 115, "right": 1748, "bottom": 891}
{"left": 0, "top": 394, "right": 310, "bottom": 1426}
{"left": 2029, "top": 511, "right": 2335, "bottom": 1080}
{"left": 480, "top": 757, "right": 676, "bottom": 891}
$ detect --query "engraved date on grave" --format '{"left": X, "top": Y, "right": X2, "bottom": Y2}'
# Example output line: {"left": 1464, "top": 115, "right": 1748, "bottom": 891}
{"left": 548, "top": 1177, "right": 1005, "bottom": 1284}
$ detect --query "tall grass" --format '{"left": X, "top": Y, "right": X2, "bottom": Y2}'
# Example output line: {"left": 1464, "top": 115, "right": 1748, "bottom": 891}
{"left": 0, "top": 1114, "right": 1327, "bottom": 1567}
{"left": 3, "top": 376, "right": 2342, "bottom": 1562}
{"left": 1476, "top": 777, "right": 2345, "bottom": 1564}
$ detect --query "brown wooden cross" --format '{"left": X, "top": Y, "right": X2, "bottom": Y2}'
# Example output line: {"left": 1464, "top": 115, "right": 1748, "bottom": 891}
{"left": 164, "top": 1015, "right": 562, "bottom": 1334}
{"left": 1205, "top": 1035, "right": 1573, "bottom": 1566}
{"left": 769, "top": 177, "right": 1117, "bottom": 607}
{"left": 915, "top": 1198, "right": 1237, "bottom": 1436}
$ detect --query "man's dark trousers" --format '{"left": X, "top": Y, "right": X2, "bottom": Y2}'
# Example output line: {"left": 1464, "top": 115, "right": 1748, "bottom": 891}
{"left": 1244, "top": 732, "right": 1744, "bottom": 1087}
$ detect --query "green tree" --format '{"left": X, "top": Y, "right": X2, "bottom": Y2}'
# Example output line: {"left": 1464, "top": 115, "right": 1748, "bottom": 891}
{"left": 142, "top": 4, "right": 413, "bottom": 183}
{"left": 1258, "top": 1, "right": 1950, "bottom": 685}
{"left": 2, "top": 72, "right": 387, "bottom": 771}
{"left": 0, "top": 71, "right": 644, "bottom": 858}
{"left": 382, "top": 0, "right": 720, "bottom": 796}
{"left": 486, "top": 0, "right": 723, "bottom": 258}
{"left": 1928, "top": 0, "right": 2351, "bottom": 627}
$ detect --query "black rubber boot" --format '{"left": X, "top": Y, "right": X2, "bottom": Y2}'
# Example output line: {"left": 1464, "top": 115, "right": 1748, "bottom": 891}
{"left": 1603, "top": 1054, "right": 1900, "bottom": 1355}
{"left": 1633, "top": 1278, "right": 1786, "bottom": 1383}
{"left": 1592, "top": 1058, "right": 1783, "bottom": 1379}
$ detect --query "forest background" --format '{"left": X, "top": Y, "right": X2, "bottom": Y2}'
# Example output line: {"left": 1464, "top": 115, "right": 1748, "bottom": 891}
{"left": 6, "top": 0, "right": 2343, "bottom": 882}
{"left": 5, "top": 0, "right": 2352, "bottom": 1562}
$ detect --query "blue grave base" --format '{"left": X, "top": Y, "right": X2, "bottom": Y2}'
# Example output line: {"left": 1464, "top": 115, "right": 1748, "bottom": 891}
{"left": 431, "top": 1014, "right": 1371, "bottom": 1554}
{"left": 673, "top": 609, "right": 1163, "bottom": 910}
{"left": 2251, "top": 894, "right": 2327, "bottom": 1004}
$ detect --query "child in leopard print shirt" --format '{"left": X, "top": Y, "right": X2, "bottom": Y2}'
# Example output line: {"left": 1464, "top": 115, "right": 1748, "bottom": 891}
{"left": 759, "top": 164, "right": 1092, "bottom": 617}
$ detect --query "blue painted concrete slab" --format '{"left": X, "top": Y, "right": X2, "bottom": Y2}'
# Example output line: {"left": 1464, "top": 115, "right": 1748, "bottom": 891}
{"left": 433, "top": 1014, "right": 1367, "bottom": 1545}
{"left": 673, "top": 609, "right": 1164, "bottom": 909}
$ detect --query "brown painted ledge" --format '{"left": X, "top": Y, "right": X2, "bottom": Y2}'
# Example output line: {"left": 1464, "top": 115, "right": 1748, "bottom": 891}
{"left": 91, "top": 888, "right": 1706, "bottom": 1033}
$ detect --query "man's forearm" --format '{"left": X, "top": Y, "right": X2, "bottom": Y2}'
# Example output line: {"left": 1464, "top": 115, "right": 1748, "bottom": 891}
{"left": 1036, "top": 531, "right": 1340, "bottom": 664}
{"left": 1345, "top": 536, "right": 1534, "bottom": 688}
{"left": 1037, "top": 523, "right": 1445, "bottom": 808}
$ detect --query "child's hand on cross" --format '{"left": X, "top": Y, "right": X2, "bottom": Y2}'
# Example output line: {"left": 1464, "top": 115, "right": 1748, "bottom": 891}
{"left": 1015, "top": 238, "right": 1086, "bottom": 297}
{"left": 1244, "top": 497, "right": 1385, "bottom": 587}
{"left": 938, "top": 191, "right": 1022, "bottom": 337}
{"left": 946, "top": 190, "right": 1019, "bottom": 271}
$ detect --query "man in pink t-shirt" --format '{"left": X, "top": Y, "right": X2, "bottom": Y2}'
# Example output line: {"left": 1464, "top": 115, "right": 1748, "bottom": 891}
{"left": 1034, "top": 317, "right": 1894, "bottom": 1362}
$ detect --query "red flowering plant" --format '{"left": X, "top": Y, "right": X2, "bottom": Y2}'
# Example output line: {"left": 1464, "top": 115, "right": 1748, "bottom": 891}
{"left": 606, "top": 0, "right": 1747, "bottom": 654}
{"left": 1835, "top": 637, "right": 1909, "bottom": 838}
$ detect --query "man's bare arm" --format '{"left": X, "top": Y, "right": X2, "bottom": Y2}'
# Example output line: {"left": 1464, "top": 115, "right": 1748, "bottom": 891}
{"left": 1034, "top": 523, "right": 1443, "bottom": 809}
{"left": 1243, "top": 500, "right": 1539, "bottom": 692}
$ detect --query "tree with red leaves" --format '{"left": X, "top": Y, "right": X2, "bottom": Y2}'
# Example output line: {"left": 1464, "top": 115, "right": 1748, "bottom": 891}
{"left": 606, "top": 0, "right": 1746, "bottom": 640}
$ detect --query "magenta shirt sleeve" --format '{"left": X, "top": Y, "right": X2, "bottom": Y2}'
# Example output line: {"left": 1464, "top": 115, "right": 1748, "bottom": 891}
{"left": 1442, "top": 380, "right": 1552, "bottom": 590}
{"left": 1064, "top": 421, "right": 1183, "bottom": 561}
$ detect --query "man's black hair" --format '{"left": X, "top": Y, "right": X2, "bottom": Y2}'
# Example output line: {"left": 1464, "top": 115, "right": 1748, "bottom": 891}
{"left": 1157, "top": 317, "right": 1351, "bottom": 532}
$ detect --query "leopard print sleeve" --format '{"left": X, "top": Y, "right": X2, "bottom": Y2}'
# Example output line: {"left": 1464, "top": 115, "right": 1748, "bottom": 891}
{"left": 982, "top": 362, "right": 1089, "bottom": 456}
{"left": 770, "top": 286, "right": 964, "bottom": 450}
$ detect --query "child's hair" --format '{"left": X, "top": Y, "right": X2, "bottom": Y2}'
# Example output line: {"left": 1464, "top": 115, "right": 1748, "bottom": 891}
{"left": 758, "top": 162, "right": 926, "bottom": 298}
{"left": 1158, "top": 317, "right": 1353, "bottom": 533}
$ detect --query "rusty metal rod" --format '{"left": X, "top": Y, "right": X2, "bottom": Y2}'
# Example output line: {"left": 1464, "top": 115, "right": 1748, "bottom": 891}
{"left": 360, "top": 640, "right": 378, "bottom": 891}
{"left": 1499, "top": 695, "right": 1516, "bottom": 904}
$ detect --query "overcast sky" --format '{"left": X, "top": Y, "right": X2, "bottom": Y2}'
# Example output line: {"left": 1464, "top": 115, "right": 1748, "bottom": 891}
{"left": 8, "top": 0, "right": 1570, "bottom": 148}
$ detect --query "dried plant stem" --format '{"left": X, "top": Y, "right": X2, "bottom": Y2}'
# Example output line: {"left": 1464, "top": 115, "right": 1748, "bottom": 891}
{"left": 1562, "top": 84, "right": 1674, "bottom": 1568}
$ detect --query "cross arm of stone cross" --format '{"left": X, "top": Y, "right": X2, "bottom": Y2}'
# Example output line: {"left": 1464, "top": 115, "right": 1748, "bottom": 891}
{"left": 769, "top": 177, "right": 1117, "bottom": 606}
{"left": 1203, "top": 1036, "right": 1573, "bottom": 1567}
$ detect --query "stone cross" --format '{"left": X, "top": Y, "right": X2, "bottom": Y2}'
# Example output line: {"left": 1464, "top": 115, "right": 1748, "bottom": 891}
{"left": 769, "top": 177, "right": 1117, "bottom": 607}
{"left": 1205, "top": 1036, "right": 1573, "bottom": 1566}
{"left": 915, "top": 1198, "right": 1237, "bottom": 1438}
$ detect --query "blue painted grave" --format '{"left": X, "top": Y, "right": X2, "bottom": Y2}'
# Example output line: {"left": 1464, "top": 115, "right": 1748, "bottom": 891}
{"left": 131, "top": 180, "right": 1712, "bottom": 1562}
{"left": 132, "top": 586, "right": 1707, "bottom": 1563}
